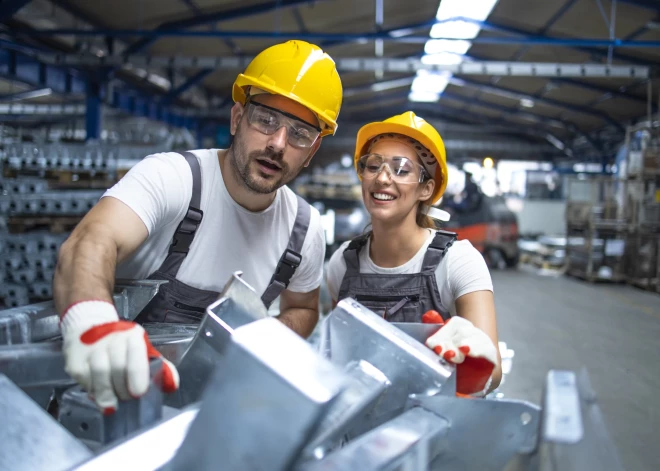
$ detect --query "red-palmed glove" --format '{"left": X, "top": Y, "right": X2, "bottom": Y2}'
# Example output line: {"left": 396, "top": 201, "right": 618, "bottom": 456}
{"left": 60, "top": 300, "right": 179, "bottom": 415}
{"left": 422, "top": 311, "right": 498, "bottom": 396}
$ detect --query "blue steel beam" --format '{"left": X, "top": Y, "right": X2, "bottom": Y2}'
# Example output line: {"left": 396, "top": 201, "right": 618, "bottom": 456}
{"left": 478, "top": 18, "right": 660, "bottom": 65}
{"left": 86, "top": 80, "right": 101, "bottom": 140}
{"left": 466, "top": 52, "right": 654, "bottom": 110}
{"left": 123, "top": 0, "right": 321, "bottom": 56}
{"left": 19, "top": 27, "right": 660, "bottom": 49}
{"left": 617, "top": 0, "right": 660, "bottom": 13}
{"left": 292, "top": 7, "right": 308, "bottom": 32}
{"left": 162, "top": 68, "right": 215, "bottom": 104}
{"left": 0, "top": 47, "right": 201, "bottom": 130}
{"left": 0, "top": 87, "right": 52, "bottom": 102}
{"left": 510, "top": 0, "right": 578, "bottom": 61}
{"left": 439, "top": 90, "right": 609, "bottom": 152}
{"left": 0, "top": 0, "right": 32, "bottom": 21}
{"left": 178, "top": 0, "right": 242, "bottom": 56}
{"left": 453, "top": 76, "right": 624, "bottom": 131}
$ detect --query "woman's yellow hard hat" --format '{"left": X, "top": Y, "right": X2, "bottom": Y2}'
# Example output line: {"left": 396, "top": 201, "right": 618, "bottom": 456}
{"left": 232, "top": 40, "right": 343, "bottom": 137}
{"left": 354, "top": 111, "right": 448, "bottom": 203}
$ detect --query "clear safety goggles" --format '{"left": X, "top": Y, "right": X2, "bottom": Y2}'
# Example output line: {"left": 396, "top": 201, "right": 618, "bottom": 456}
{"left": 246, "top": 101, "right": 321, "bottom": 149}
{"left": 357, "top": 153, "right": 429, "bottom": 184}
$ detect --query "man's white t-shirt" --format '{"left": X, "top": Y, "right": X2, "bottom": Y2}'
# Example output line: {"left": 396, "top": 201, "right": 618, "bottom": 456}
{"left": 103, "top": 149, "right": 325, "bottom": 297}
{"left": 325, "top": 230, "right": 493, "bottom": 317}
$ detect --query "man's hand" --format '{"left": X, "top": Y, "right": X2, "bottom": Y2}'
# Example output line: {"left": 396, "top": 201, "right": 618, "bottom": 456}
{"left": 60, "top": 300, "right": 179, "bottom": 414}
{"left": 422, "top": 311, "right": 498, "bottom": 396}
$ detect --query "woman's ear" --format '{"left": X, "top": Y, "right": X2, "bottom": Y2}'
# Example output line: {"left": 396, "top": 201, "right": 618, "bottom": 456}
{"left": 418, "top": 179, "right": 435, "bottom": 202}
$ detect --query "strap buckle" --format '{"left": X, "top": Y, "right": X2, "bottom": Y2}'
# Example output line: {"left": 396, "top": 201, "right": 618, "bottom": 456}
{"left": 271, "top": 249, "right": 302, "bottom": 289}
{"left": 169, "top": 206, "right": 204, "bottom": 254}
{"left": 429, "top": 230, "right": 457, "bottom": 256}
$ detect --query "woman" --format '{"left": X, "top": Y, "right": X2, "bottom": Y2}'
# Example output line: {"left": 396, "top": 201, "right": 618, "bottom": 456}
{"left": 325, "top": 112, "right": 501, "bottom": 396}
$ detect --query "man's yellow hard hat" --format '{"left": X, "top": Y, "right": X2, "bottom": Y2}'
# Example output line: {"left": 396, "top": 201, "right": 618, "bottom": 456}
{"left": 354, "top": 111, "right": 448, "bottom": 204}
{"left": 232, "top": 40, "right": 343, "bottom": 137}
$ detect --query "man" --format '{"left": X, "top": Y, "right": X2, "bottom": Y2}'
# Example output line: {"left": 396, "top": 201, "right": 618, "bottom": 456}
{"left": 53, "top": 40, "right": 343, "bottom": 414}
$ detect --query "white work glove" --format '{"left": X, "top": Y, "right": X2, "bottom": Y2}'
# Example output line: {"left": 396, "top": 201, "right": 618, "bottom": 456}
{"left": 423, "top": 313, "right": 498, "bottom": 396}
{"left": 60, "top": 300, "right": 180, "bottom": 414}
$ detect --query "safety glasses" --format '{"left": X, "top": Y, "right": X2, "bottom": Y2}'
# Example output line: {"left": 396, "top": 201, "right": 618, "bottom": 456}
{"left": 357, "top": 153, "right": 429, "bottom": 184}
{"left": 246, "top": 100, "right": 321, "bottom": 149}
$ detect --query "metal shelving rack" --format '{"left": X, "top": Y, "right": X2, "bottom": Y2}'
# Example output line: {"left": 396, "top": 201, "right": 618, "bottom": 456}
{"left": 620, "top": 122, "right": 660, "bottom": 293}
{"left": 565, "top": 175, "right": 630, "bottom": 282}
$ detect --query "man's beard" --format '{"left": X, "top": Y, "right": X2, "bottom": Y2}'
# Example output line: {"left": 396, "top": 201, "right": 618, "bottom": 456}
{"left": 229, "top": 125, "right": 303, "bottom": 194}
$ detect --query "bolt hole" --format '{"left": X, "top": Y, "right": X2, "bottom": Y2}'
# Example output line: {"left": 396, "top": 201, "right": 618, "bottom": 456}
{"left": 80, "top": 422, "right": 89, "bottom": 432}
{"left": 521, "top": 412, "right": 532, "bottom": 425}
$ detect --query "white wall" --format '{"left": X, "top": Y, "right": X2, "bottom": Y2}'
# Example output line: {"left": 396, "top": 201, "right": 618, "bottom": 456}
{"left": 505, "top": 198, "right": 566, "bottom": 236}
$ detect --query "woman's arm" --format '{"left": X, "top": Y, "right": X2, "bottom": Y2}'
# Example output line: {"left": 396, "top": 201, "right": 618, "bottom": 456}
{"left": 455, "top": 290, "right": 502, "bottom": 392}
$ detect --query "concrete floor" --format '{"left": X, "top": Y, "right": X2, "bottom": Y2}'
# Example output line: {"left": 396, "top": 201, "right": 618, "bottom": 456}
{"left": 493, "top": 268, "right": 660, "bottom": 471}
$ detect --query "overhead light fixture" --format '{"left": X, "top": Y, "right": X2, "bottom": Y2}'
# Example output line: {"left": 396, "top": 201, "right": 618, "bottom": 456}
{"left": 520, "top": 98, "right": 535, "bottom": 108}
{"left": 483, "top": 157, "right": 494, "bottom": 169}
{"left": 409, "top": 0, "right": 500, "bottom": 103}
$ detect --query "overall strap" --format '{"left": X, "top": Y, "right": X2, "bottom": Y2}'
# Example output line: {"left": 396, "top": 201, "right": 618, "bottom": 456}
{"left": 421, "top": 230, "right": 457, "bottom": 272}
{"left": 342, "top": 232, "right": 370, "bottom": 275}
{"left": 261, "top": 195, "right": 311, "bottom": 308}
{"left": 156, "top": 151, "right": 204, "bottom": 277}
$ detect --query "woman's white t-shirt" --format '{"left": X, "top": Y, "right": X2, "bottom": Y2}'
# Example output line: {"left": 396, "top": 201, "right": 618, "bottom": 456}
{"left": 325, "top": 230, "right": 493, "bottom": 316}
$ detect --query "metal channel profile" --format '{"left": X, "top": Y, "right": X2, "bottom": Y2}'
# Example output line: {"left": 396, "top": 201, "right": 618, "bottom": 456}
{"left": 58, "top": 359, "right": 164, "bottom": 448}
{"left": 166, "top": 297, "right": 236, "bottom": 407}
{"left": 409, "top": 394, "right": 541, "bottom": 471}
{"left": 298, "top": 407, "right": 449, "bottom": 471}
{"left": 218, "top": 271, "right": 269, "bottom": 325}
{"left": 0, "top": 329, "right": 194, "bottom": 392}
{"left": 0, "top": 374, "right": 92, "bottom": 471}
{"left": 167, "top": 318, "right": 348, "bottom": 471}
{"left": 0, "top": 279, "right": 168, "bottom": 345}
{"left": 168, "top": 272, "right": 273, "bottom": 407}
{"left": 302, "top": 359, "right": 391, "bottom": 459}
{"left": 391, "top": 322, "right": 442, "bottom": 344}
{"left": 318, "top": 298, "right": 455, "bottom": 438}
{"left": 72, "top": 406, "right": 200, "bottom": 471}
{"left": 537, "top": 369, "right": 624, "bottom": 471}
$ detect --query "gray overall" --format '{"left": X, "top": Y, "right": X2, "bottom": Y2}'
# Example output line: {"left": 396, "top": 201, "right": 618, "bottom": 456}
{"left": 337, "top": 230, "right": 457, "bottom": 323}
{"left": 134, "top": 152, "right": 311, "bottom": 324}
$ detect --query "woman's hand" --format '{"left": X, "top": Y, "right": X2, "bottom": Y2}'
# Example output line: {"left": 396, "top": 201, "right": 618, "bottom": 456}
{"left": 423, "top": 311, "right": 499, "bottom": 396}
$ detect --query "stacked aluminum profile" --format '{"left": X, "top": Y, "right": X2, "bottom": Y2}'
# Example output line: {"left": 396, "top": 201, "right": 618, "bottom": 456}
{"left": 0, "top": 143, "right": 158, "bottom": 308}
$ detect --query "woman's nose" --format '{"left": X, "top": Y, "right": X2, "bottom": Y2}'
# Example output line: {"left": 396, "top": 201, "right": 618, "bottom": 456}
{"left": 375, "top": 165, "right": 393, "bottom": 184}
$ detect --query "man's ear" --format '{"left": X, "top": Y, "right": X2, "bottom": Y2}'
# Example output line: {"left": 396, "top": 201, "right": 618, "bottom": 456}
{"left": 230, "top": 102, "right": 244, "bottom": 136}
{"left": 419, "top": 179, "right": 435, "bottom": 202}
{"left": 303, "top": 137, "right": 323, "bottom": 167}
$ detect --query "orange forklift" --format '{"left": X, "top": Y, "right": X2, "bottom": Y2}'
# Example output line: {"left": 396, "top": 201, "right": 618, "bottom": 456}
{"left": 439, "top": 172, "right": 519, "bottom": 269}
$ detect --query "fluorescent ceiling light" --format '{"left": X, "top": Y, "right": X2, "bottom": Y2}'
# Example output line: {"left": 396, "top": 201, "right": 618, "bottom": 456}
{"left": 424, "top": 39, "right": 471, "bottom": 55}
{"left": 412, "top": 70, "right": 451, "bottom": 94}
{"left": 410, "top": 0, "right": 500, "bottom": 103}
{"left": 520, "top": 98, "right": 535, "bottom": 108}
{"left": 421, "top": 52, "right": 464, "bottom": 66}
{"left": 408, "top": 91, "right": 440, "bottom": 103}
{"left": 430, "top": 21, "right": 480, "bottom": 40}
{"left": 436, "top": 0, "right": 499, "bottom": 22}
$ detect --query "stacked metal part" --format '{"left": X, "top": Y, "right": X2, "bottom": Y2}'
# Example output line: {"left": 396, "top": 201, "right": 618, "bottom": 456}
{"left": 0, "top": 233, "right": 68, "bottom": 307}
{"left": 0, "top": 274, "right": 625, "bottom": 471}
{"left": 0, "top": 143, "right": 130, "bottom": 308}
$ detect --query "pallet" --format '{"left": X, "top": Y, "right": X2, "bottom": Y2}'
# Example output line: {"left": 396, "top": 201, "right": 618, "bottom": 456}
{"left": 6, "top": 216, "right": 82, "bottom": 234}
{"left": 566, "top": 267, "right": 626, "bottom": 284}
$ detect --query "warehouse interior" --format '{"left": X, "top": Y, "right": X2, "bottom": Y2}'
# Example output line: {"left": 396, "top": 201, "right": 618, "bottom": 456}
{"left": 1, "top": 0, "right": 660, "bottom": 470}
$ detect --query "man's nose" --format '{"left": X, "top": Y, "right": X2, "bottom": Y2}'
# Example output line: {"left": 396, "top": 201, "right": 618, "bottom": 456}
{"left": 267, "top": 126, "right": 288, "bottom": 153}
